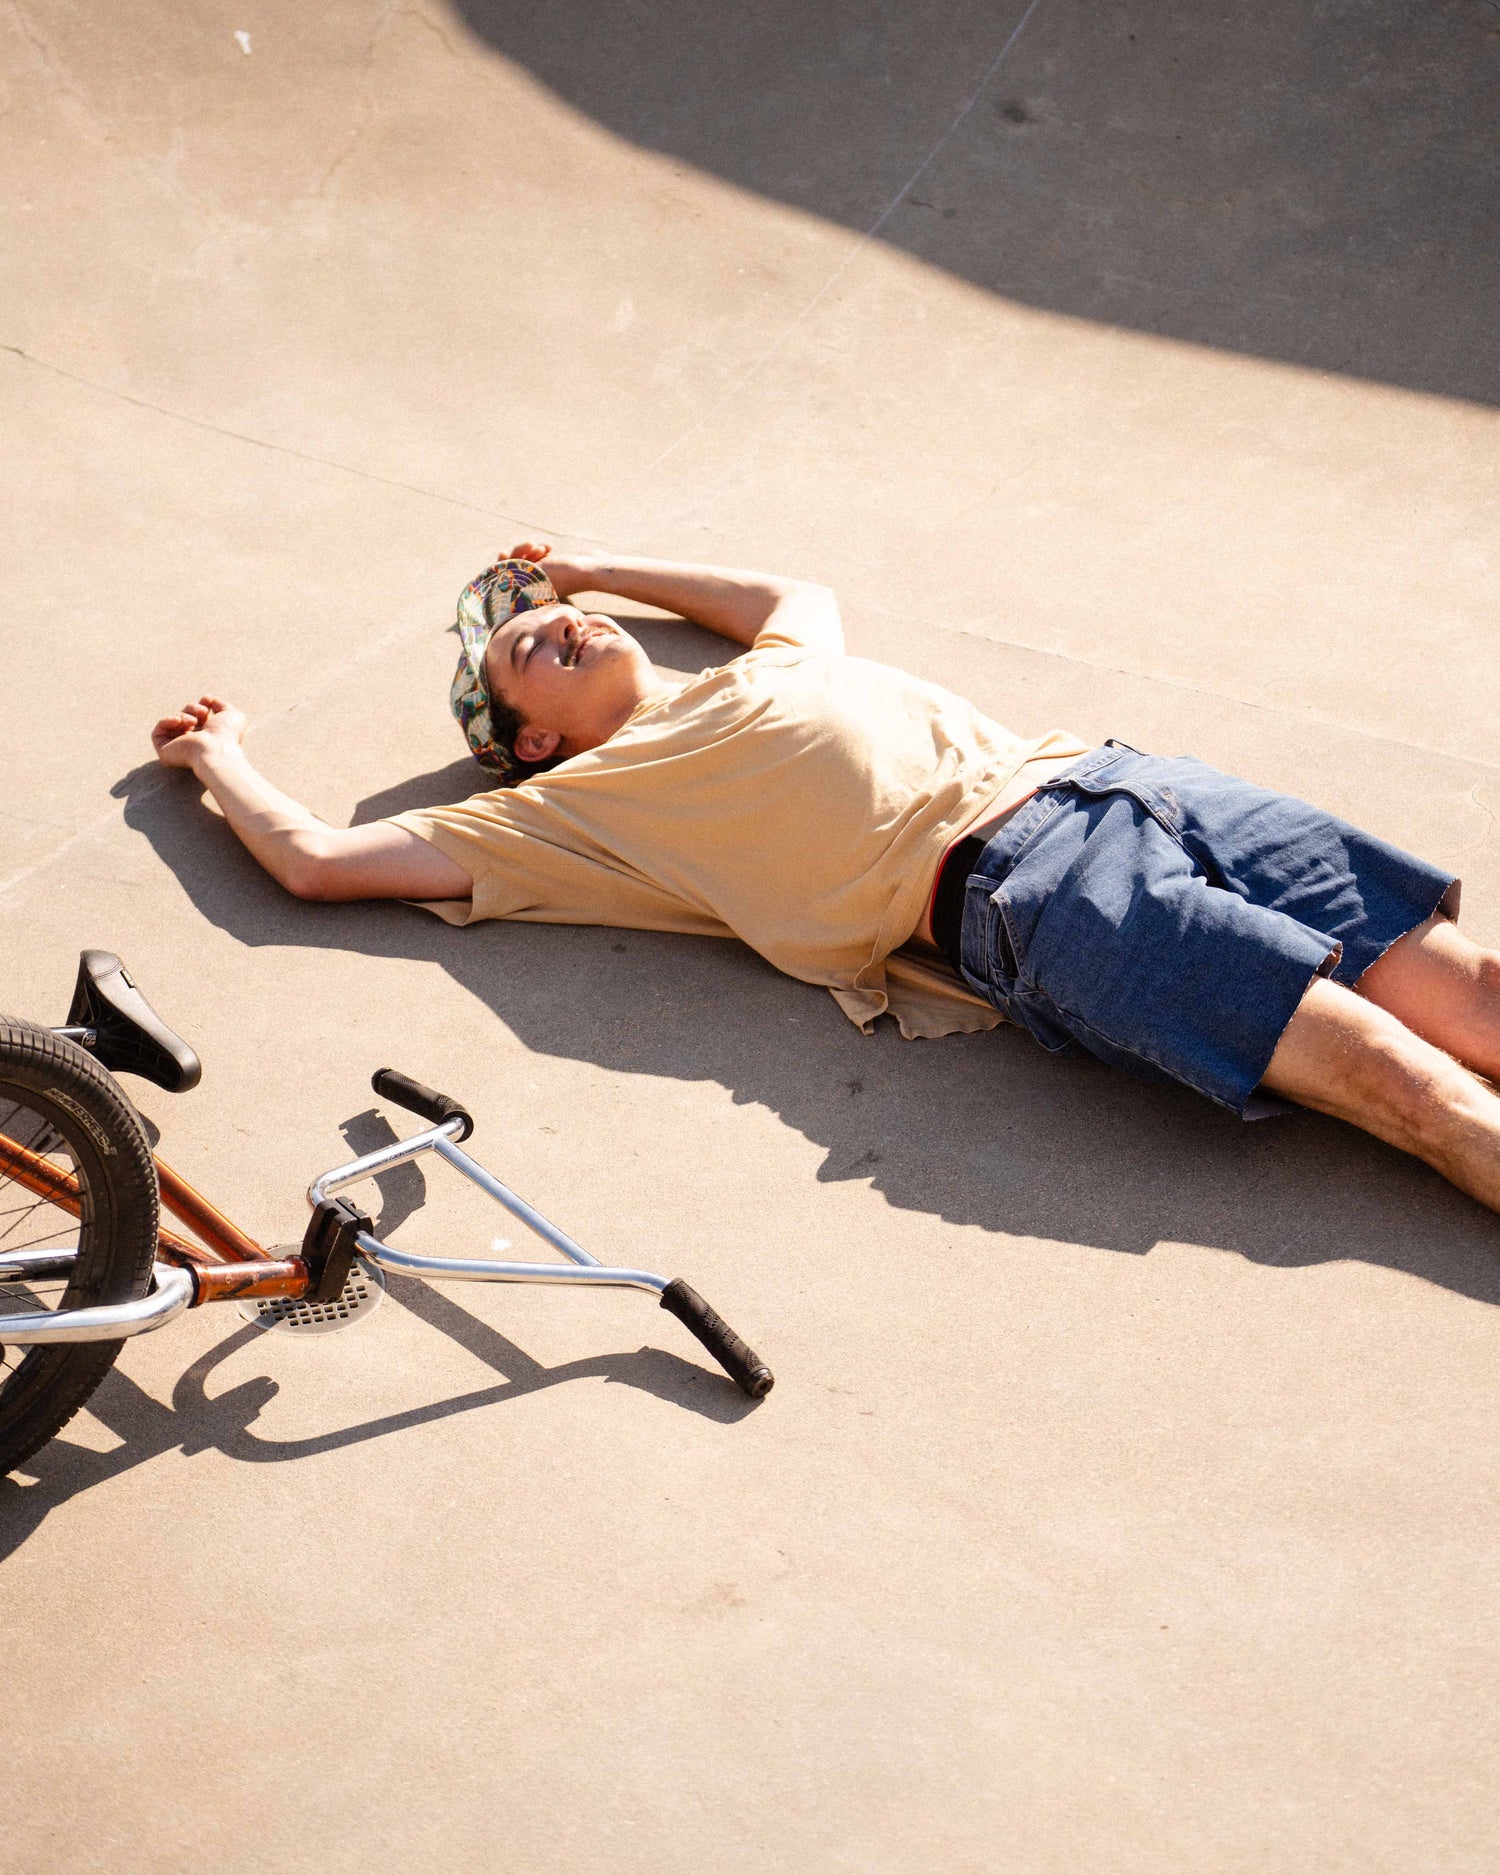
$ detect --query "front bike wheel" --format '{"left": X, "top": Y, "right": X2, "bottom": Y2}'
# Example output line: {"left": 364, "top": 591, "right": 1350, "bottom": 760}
{"left": 0, "top": 1021, "right": 160, "bottom": 1475}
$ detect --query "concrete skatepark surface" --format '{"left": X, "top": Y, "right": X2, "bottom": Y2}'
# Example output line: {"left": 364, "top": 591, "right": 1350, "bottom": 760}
{"left": 3, "top": 2, "right": 1498, "bottom": 1868}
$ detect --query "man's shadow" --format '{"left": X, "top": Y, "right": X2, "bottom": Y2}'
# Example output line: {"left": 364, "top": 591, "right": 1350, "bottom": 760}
{"left": 106, "top": 616, "right": 1500, "bottom": 1311}
{"left": 13, "top": 619, "right": 1484, "bottom": 1554}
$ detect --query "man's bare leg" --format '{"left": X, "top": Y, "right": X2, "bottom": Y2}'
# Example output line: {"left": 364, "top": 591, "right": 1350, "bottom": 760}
{"left": 1355, "top": 913, "right": 1500, "bottom": 1083}
{"left": 1261, "top": 976, "right": 1500, "bottom": 1213}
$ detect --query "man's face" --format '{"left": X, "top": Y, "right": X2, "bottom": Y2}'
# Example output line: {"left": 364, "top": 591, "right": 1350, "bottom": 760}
{"left": 484, "top": 602, "right": 657, "bottom": 763}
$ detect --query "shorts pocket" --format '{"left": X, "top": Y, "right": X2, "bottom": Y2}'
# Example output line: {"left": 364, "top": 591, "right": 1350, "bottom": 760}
{"left": 1051, "top": 771, "right": 1187, "bottom": 839}
{"left": 979, "top": 885, "right": 1020, "bottom": 991}
{"left": 979, "top": 888, "right": 1080, "bottom": 1055}
{"left": 1004, "top": 985, "right": 1081, "bottom": 1056}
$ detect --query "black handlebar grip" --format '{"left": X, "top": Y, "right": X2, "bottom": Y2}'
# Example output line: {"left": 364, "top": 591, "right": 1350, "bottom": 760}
{"left": 660, "top": 1279, "right": 774, "bottom": 1398}
{"left": 371, "top": 1069, "right": 475, "bottom": 1142}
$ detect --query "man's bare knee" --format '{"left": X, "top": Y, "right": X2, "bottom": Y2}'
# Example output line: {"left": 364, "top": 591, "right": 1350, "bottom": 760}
{"left": 1263, "top": 977, "right": 1469, "bottom": 1152}
{"left": 1361, "top": 914, "right": 1490, "bottom": 1002}
{"left": 1472, "top": 945, "right": 1500, "bottom": 1004}
{"left": 1266, "top": 975, "right": 1500, "bottom": 1212}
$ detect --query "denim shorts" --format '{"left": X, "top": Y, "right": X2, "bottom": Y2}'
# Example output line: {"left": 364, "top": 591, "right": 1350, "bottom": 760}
{"left": 958, "top": 743, "right": 1460, "bottom": 1118}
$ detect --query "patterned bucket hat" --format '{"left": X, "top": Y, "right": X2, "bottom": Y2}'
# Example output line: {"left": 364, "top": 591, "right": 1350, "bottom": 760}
{"left": 449, "top": 558, "right": 559, "bottom": 780}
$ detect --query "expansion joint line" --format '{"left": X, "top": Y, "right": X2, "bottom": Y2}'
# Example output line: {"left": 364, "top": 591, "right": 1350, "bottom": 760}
{"left": 0, "top": 342, "right": 604, "bottom": 548}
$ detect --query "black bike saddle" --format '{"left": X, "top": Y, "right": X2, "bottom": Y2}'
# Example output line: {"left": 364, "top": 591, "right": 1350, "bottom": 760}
{"left": 66, "top": 950, "right": 202, "bottom": 1093}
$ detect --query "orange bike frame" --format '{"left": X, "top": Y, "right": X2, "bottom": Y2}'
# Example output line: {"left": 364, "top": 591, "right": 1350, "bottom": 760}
{"left": 0, "top": 1133, "right": 308, "bottom": 1305}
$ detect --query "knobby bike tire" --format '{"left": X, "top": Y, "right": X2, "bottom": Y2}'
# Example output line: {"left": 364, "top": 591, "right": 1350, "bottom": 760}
{"left": 0, "top": 1020, "right": 160, "bottom": 1475}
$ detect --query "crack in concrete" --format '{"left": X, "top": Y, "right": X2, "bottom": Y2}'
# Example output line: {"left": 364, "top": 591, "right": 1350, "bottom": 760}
{"left": 307, "top": 0, "right": 466, "bottom": 202}
{"left": 307, "top": 0, "right": 401, "bottom": 200}
{"left": 309, "top": 95, "right": 375, "bottom": 201}
{"left": 1452, "top": 781, "right": 1498, "bottom": 858}
{"left": 6, "top": 0, "right": 90, "bottom": 114}
{"left": 398, "top": 4, "right": 463, "bottom": 59}
{"left": 637, "top": 0, "right": 1046, "bottom": 475}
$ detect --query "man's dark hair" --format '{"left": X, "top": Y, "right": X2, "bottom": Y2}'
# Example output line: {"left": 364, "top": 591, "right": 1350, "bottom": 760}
{"left": 488, "top": 691, "right": 565, "bottom": 786}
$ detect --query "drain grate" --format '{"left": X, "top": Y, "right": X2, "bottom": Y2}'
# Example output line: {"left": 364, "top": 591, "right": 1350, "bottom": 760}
{"left": 238, "top": 1253, "right": 386, "bottom": 1335}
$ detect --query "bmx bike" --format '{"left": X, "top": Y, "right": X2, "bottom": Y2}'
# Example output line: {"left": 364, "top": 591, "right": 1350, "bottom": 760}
{"left": 0, "top": 951, "right": 773, "bottom": 1476}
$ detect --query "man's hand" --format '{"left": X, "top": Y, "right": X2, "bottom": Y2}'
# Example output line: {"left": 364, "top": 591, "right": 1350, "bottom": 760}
{"left": 147, "top": 693, "right": 471, "bottom": 902}
{"left": 503, "top": 539, "right": 597, "bottom": 600}
{"left": 505, "top": 540, "right": 843, "bottom": 651}
{"left": 151, "top": 696, "right": 248, "bottom": 773}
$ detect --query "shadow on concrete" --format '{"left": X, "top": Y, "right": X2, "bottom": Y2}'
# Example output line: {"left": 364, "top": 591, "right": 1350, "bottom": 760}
{"left": 106, "top": 624, "right": 1500, "bottom": 1326}
{"left": 340, "top": 1106, "right": 429, "bottom": 1237}
{"left": 0, "top": 1213, "right": 755, "bottom": 1564}
{"left": 452, "top": 0, "right": 1500, "bottom": 407}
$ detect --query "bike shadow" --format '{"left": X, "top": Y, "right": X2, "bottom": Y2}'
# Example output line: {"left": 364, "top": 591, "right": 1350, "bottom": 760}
{"left": 0, "top": 1102, "right": 757, "bottom": 1563}
{"left": 0, "top": 1327, "right": 752, "bottom": 1565}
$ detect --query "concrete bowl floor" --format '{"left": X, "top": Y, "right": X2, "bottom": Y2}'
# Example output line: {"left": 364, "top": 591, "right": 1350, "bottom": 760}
{"left": 3, "top": 4, "right": 1498, "bottom": 1870}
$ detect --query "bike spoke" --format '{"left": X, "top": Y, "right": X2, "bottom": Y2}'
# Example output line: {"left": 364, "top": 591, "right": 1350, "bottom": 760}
{"left": 0, "top": 1205, "right": 78, "bottom": 1253}
{"left": 0, "top": 1109, "right": 88, "bottom": 1377}
{"left": 0, "top": 1213, "right": 80, "bottom": 1253}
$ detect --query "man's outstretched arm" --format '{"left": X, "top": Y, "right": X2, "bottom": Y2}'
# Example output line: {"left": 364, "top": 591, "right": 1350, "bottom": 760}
{"left": 151, "top": 699, "right": 472, "bottom": 903}
{"left": 507, "top": 539, "right": 845, "bottom": 653}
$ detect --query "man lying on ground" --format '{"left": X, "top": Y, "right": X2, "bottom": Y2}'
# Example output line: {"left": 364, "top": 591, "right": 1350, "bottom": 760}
{"left": 152, "top": 544, "right": 1500, "bottom": 1214}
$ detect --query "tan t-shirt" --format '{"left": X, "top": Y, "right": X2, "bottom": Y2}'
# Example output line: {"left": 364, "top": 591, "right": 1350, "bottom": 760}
{"left": 390, "top": 628, "right": 1090, "bottom": 1039}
